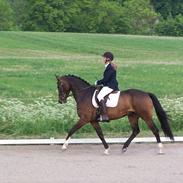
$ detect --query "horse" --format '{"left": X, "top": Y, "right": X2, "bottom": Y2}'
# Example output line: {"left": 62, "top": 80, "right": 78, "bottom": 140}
{"left": 56, "top": 74, "right": 174, "bottom": 154}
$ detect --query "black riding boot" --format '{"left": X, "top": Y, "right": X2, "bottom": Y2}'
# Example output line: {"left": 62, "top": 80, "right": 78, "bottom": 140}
{"left": 97, "top": 100, "right": 109, "bottom": 122}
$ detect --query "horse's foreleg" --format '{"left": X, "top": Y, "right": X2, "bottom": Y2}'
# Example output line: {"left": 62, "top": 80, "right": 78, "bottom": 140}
{"left": 62, "top": 119, "right": 86, "bottom": 150}
{"left": 91, "top": 122, "right": 109, "bottom": 155}
{"left": 122, "top": 114, "right": 140, "bottom": 152}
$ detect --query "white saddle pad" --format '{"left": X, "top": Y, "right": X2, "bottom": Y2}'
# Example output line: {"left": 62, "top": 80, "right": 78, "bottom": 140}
{"left": 92, "top": 90, "right": 120, "bottom": 108}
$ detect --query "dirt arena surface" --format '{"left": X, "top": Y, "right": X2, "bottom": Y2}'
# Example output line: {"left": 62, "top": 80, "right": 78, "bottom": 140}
{"left": 0, "top": 143, "right": 183, "bottom": 183}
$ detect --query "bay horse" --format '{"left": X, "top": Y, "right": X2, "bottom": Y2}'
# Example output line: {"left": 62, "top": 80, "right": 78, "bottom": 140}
{"left": 56, "top": 74, "right": 174, "bottom": 154}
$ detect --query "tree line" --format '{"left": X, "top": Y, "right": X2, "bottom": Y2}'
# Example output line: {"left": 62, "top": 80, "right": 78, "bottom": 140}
{"left": 0, "top": 0, "right": 183, "bottom": 36}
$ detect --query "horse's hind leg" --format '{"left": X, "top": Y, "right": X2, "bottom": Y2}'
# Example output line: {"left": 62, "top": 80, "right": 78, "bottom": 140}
{"left": 145, "top": 119, "right": 164, "bottom": 154}
{"left": 91, "top": 122, "right": 109, "bottom": 155}
{"left": 122, "top": 113, "right": 140, "bottom": 152}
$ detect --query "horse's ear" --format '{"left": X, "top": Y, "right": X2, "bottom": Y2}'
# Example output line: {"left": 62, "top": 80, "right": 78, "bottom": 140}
{"left": 55, "top": 74, "right": 59, "bottom": 80}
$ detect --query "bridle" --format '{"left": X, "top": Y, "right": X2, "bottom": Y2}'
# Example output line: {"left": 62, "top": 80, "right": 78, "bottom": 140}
{"left": 59, "top": 83, "right": 73, "bottom": 99}
{"left": 59, "top": 81, "right": 101, "bottom": 98}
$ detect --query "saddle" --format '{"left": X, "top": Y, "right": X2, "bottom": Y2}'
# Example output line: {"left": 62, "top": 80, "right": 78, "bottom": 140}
{"left": 92, "top": 86, "right": 120, "bottom": 108}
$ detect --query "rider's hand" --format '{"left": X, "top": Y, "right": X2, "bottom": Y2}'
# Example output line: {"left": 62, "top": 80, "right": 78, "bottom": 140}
{"left": 95, "top": 81, "right": 98, "bottom": 85}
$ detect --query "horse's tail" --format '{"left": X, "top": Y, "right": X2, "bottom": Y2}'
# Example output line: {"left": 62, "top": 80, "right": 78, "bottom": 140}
{"left": 148, "top": 93, "right": 174, "bottom": 141}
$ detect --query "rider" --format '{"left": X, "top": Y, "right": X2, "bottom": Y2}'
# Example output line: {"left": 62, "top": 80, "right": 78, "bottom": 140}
{"left": 95, "top": 52, "right": 119, "bottom": 122}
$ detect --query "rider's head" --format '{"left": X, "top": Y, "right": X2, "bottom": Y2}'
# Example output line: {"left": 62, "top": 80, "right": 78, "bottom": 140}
{"left": 102, "top": 52, "right": 114, "bottom": 64}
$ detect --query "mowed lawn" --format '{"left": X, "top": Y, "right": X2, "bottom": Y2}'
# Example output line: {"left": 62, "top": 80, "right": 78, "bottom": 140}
{"left": 0, "top": 31, "right": 183, "bottom": 138}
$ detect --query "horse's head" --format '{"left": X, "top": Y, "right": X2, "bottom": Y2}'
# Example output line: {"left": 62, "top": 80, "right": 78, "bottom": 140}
{"left": 56, "top": 75, "right": 70, "bottom": 104}
{"left": 56, "top": 74, "right": 94, "bottom": 104}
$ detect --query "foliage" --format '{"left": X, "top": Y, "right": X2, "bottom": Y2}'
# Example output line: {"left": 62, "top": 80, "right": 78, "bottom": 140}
{"left": 8, "top": 0, "right": 30, "bottom": 30}
{"left": 0, "top": 0, "right": 181, "bottom": 36}
{"left": 21, "top": 0, "right": 128, "bottom": 33}
{"left": 151, "top": 0, "right": 183, "bottom": 19}
{"left": 160, "top": 97, "right": 183, "bottom": 131}
{"left": 0, "top": 95, "right": 183, "bottom": 137}
{"left": 95, "top": 0, "right": 128, "bottom": 33}
{"left": 151, "top": 0, "right": 183, "bottom": 36}
{"left": 0, "top": 97, "right": 78, "bottom": 136}
{"left": 0, "top": 0, "right": 14, "bottom": 30}
{"left": 22, "top": 0, "right": 67, "bottom": 31}
{"left": 155, "top": 14, "right": 183, "bottom": 36}
{"left": 122, "top": 0, "right": 159, "bottom": 34}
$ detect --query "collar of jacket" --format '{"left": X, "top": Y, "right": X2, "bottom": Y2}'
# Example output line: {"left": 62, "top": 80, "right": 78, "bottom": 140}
{"left": 105, "top": 63, "right": 110, "bottom": 68}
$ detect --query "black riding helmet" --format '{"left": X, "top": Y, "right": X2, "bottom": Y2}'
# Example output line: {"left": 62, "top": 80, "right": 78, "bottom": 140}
{"left": 102, "top": 52, "right": 114, "bottom": 61}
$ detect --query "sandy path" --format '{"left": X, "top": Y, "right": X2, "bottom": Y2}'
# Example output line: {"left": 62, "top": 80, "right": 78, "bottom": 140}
{"left": 0, "top": 143, "right": 183, "bottom": 183}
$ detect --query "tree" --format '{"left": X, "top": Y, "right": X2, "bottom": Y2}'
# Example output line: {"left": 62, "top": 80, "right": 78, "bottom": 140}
{"left": 66, "top": 0, "right": 97, "bottom": 32}
{"left": 95, "top": 0, "right": 127, "bottom": 33}
{"left": 151, "top": 0, "right": 183, "bottom": 19}
{"left": 8, "top": 0, "right": 30, "bottom": 30}
{"left": 23, "top": 0, "right": 70, "bottom": 31}
{"left": 0, "top": 0, "right": 14, "bottom": 30}
{"left": 171, "top": 0, "right": 183, "bottom": 18}
{"left": 67, "top": 0, "right": 129, "bottom": 34}
{"left": 7, "top": 0, "right": 182, "bottom": 36}
{"left": 123, "top": 0, "right": 159, "bottom": 34}
{"left": 151, "top": 0, "right": 172, "bottom": 19}
{"left": 155, "top": 14, "right": 183, "bottom": 36}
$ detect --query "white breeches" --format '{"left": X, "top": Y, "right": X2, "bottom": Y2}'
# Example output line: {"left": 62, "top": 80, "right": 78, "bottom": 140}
{"left": 97, "top": 86, "right": 113, "bottom": 102}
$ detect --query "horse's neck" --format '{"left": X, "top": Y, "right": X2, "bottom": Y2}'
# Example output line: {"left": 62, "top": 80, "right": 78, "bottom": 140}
{"left": 69, "top": 79, "right": 89, "bottom": 91}
{"left": 69, "top": 78, "right": 94, "bottom": 102}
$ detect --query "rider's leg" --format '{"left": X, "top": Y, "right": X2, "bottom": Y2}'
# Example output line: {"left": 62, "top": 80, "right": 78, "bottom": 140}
{"left": 97, "top": 86, "right": 113, "bottom": 122}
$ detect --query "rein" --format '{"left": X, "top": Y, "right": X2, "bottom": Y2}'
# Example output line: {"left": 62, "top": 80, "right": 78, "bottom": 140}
{"left": 67, "top": 86, "right": 94, "bottom": 97}
{"left": 76, "top": 84, "right": 103, "bottom": 93}
{"left": 77, "top": 85, "right": 96, "bottom": 93}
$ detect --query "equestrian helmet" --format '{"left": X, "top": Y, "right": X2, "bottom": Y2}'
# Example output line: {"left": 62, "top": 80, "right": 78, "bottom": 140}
{"left": 102, "top": 52, "right": 114, "bottom": 61}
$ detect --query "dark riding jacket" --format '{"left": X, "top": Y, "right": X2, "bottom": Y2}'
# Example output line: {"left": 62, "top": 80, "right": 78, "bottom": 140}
{"left": 97, "top": 63, "right": 119, "bottom": 91}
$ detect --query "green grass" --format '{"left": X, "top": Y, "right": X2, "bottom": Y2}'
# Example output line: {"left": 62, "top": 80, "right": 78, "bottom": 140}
{"left": 0, "top": 31, "right": 183, "bottom": 138}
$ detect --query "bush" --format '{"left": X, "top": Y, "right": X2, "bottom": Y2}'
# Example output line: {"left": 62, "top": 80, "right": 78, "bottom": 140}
{"left": 155, "top": 14, "right": 183, "bottom": 36}
{"left": 0, "top": 0, "right": 14, "bottom": 30}
{"left": 0, "top": 96, "right": 183, "bottom": 137}
{"left": 122, "top": 0, "right": 159, "bottom": 35}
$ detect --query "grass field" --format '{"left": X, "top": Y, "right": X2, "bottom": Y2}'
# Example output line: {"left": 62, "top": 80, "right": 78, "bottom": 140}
{"left": 0, "top": 31, "right": 183, "bottom": 138}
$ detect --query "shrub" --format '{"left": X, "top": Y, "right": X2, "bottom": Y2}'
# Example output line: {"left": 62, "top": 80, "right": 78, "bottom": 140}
{"left": 155, "top": 14, "right": 183, "bottom": 36}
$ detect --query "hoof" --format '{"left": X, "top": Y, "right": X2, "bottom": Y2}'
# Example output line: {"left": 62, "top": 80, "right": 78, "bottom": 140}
{"left": 158, "top": 149, "right": 165, "bottom": 155}
{"left": 122, "top": 148, "right": 127, "bottom": 153}
{"left": 104, "top": 148, "right": 110, "bottom": 155}
{"left": 61, "top": 138, "right": 70, "bottom": 150}
{"left": 158, "top": 143, "right": 164, "bottom": 155}
{"left": 158, "top": 152, "right": 165, "bottom": 155}
{"left": 62, "top": 144, "right": 67, "bottom": 150}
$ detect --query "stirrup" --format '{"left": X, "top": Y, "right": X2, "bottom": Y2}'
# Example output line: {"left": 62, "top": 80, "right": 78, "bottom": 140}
{"left": 98, "top": 115, "right": 109, "bottom": 122}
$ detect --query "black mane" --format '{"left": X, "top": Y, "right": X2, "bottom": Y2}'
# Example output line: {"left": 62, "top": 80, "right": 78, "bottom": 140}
{"left": 63, "top": 74, "right": 91, "bottom": 86}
